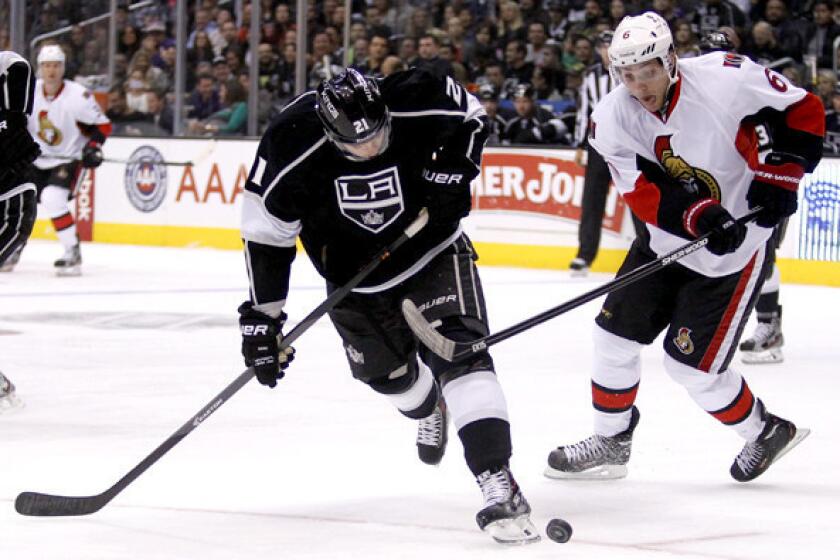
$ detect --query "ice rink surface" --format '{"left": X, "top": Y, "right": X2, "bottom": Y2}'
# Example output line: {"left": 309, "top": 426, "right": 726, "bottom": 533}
{"left": 1, "top": 240, "right": 839, "bottom": 560}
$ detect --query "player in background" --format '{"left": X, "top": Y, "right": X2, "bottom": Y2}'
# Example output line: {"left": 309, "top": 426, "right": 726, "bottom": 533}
{"left": 238, "top": 68, "right": 540, "bottom": 544}
{"left": 698, "top": 32, "right": 788, "bottom": 364}
{"left": 544, "top": 13, "right": 823, "bottom": 483}
{"left": 0, "top": 51, "right": 40, "bottom": 411}
{"left": 0, "top": 44, "right": 111, "bottom": 276}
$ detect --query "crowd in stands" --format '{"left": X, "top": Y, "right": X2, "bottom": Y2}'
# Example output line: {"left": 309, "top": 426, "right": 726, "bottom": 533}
{"left": 2, "top": 0, "right": 840, "bottom": 149}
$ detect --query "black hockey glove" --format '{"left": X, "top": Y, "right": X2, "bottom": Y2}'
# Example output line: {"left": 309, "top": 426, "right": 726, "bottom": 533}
{"left": 747, "top": 152, "right": 805, "bottom": 228}
{"left": 687, "top": 201, "right": 747, "bottom": 256}
{"left": 421, "top": 150, "right": 474, "bottom": 226}
{"left": 0, "top": 113, "right": 41, "bottom": 185}
{"left": 81, "top": 140, "right": 104, "bottom": 168}
{"left": 238, "top": 301, "right": 295, "bottom": 388}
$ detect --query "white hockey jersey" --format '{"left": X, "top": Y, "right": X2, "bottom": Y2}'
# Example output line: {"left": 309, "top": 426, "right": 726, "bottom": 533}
{"left": 28, "top": 79, "right": 110, "bottom": 170}
{"left": 589, "top": 51, "right": 823, "bottom": 277}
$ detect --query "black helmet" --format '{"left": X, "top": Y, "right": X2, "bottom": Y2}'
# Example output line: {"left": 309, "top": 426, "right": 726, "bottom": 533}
{"left": 315, "top": 68, "right": 389, "bottom": 145}
{"left": 698, "top": 32, "right": 735, "bottom": 54}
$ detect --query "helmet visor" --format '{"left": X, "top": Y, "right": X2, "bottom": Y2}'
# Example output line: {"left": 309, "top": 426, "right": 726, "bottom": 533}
{"left": 613, "top": 59, "right": 668, "bottom": 86}
{"left": 334, "top": 118, "right": 391, "bottom": 161}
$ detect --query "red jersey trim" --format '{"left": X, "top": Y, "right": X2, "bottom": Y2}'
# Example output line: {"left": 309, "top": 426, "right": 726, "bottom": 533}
{"left": 785, "top": 92, "right": 825, "bottom": 137}
{"left": 624, "top": 174, "right": 661, "bottom": 226}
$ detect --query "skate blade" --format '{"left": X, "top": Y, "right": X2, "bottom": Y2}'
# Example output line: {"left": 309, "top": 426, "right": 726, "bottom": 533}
{"left": 741, "top": 348, "right": 783, "bottom": 364}
{"left": 0, "top": 393, "right": 25, "bottom": 413}
{"left": 484, "top": 515, "right": 541, "bottom": 545}
{"left": 544, "top": 463, "right": 627, "bottom": 480}
{"left": 55, "top": 266, "right": 82, "bottom": 277}
{"left": 772, "top": 427, "right": 810, "bottom": 466}
{"left": 569, "top": 269, "right": 589, "bottom": 278}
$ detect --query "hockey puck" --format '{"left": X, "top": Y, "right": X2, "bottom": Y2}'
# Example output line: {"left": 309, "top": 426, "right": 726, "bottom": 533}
{"left": 546, "top": 518, "right": 573, "bottom": 543}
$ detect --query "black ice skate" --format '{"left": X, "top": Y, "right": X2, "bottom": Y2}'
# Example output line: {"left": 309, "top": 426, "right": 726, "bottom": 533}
{"left": 730, "top": 402, "right": 810, "bottom": 482}
{"left": 0, "top": 245, "right": 23, "bottom": 272}
{"left": 416, "top": 397, "right": 448, "bottom": 465}
{"left": 475, "top": 466, "right": 540, "bottom": 545}
{"left": 545, "top": 406, "right": 640, "bottom": 480}
{"left": 569, "top": 257, "right": 590, "bottom": 277}
{"left": 54, "top": 244, "right": 82, "bottom": 277}
{"left": 0, "top": 371, "right": 23, "bottom": 412}
{"left": 739, "top": 308, "right": 783, "bottom": 364}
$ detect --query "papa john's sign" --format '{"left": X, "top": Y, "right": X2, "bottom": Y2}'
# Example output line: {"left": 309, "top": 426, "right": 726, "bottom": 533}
{"left": 472, "top": 150, "right": 627, "bottom": 234}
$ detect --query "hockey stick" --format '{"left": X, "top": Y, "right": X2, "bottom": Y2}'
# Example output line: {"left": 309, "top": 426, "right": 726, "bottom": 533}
{"left": 42, "top": 140, "right": 217, "bottom": 168}
{"left": 15, "top": 209, "right": 430, "bottom": 517}
{"left": 403, "top": 208, "right": 762, "bottom": 362}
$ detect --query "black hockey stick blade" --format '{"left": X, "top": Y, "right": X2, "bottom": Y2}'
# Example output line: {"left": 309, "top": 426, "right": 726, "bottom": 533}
{"left": 404, "top": 208, "right": 761, "bottom": 362}
{"left": 15, "top": 210, "right": 429, "bottom": 517}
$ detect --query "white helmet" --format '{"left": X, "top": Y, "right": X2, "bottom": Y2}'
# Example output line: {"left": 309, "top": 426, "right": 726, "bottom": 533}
{"left": 608, "top": 12, "right": 677, "bottom": 85}
{"left": 37, "top": 44, "right": 66, "bottom": 65}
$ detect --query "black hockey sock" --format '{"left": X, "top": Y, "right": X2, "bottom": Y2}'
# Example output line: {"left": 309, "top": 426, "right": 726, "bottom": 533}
{"left": 458, "top": 418, "right": 512, "bottom": 476}
{"left": 756, "top": 292, "right": 780, "bottom": 320}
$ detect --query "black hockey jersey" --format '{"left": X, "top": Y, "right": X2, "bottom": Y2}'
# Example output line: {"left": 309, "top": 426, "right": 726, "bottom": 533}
{"left": 242, "top": 68, "right": 487, "bottom": 308}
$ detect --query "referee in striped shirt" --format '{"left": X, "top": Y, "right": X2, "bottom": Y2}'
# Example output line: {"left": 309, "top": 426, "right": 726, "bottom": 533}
{"left": 570, "top": 30, "right": 617, "bottom": 275}
{"left": 0, "top": 51, "right": 40, "bottom": 272}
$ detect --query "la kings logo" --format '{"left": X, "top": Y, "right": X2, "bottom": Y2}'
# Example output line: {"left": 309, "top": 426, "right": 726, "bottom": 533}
{"left": 334, "top": 166, "right": 404, "bottom": 233}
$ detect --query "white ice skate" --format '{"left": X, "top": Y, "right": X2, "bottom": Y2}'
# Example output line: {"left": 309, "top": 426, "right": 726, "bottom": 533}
{"left": 0, "top": 372, "right": 24, "bottom": 412}
{"left": 569, "top": 257, "right": 590, "bottom": 277}
{"left": 54, "top": 244, "right": 82, "bottom": 277}
{"left": 475, "top": 466, "right": 540, "bottom": 545}
{"left": 740, "top": 310, "right": 783, "bottom": 364}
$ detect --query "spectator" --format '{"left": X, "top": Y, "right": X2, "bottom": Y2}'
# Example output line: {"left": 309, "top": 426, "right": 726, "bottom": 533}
{"left": 129, "top": 49, "right": 169, "bottom": 93}
{"left": 466, "top": 24, "right": 500, "bottom": 78}
{"left": 438, "top": 42, "right": 469, "bottom": 83}
{"left": 815, "top": 69, "right": 837, "bottom": 107}
{"left": 498, "top": 1, "right": 528, "bottom": 45}
{"left": 381, "top": 55, "right": 407, "bottom": 76}
{"left": 532, "top": 66, "right": 563, "bottom": 100}
{"left": 188, "top": 8, "right": 222, "bottom": 52}
{"left": 477, "top": 84, "right": 515, "bottom": 144}
{"left": 567, "top": 0, "right": 605, "bottom": 41}
{"left": 742, "top": 21, "right": 792, "bottom": 65}
{"left": 189, "top": 30, "right": 216, "bottom": 67}
{"left": 144, "top": 89, "right": 174, "bottom": 135}
{"left": 526, "top": 22, "right": 550, "bottom": 66}
{"left": 415, "top": 34, "right": 454, "bottom": 78}
{"left": 189, "top": 79, "right": 248, "bottom": 136}
{"left": 674, "top": 19, "right": 701, "bottom": 58}
{"left": 805, "top": 0, "right": 840, "bottom": 69}
{"left": 399, "top": 37, "right": 419, "bottom": 67}
{"left": 504, "top": 40, "right": 534, "bottom": 85}
{"left": 563, "top": 35, "right": 595, "bottom": 88}
{"left": 607, "top": 0, "right": 628, "bottom": 28}
{"left": 360, "top": 33, "right": 390, "bottom": 77}
{"left": 212, "top": 55, "right": 232, "bottom": 87}
{"left": 257, "top": 43, "right": 279, "bottom": 92}
{"left": 188, "top": 74, "right": 222, "bottom": 120}
{"left": 763, "top": 0, "right": 806, "bottom": 62}
{"left": 106, "top": 85, "right": 148, "bottom": 134}
{"left": 503, "top": 84, "right": 571, "bottom": 145}
{"left": 653, "top": 0, "right": 684, "bottom": 28}
{"left": 407, "top": 8, "right": 431, "bottom": 39}
{"left": 824, "top": 84, "right": 840, "bottom": 153}
{"left": 219, "top": 20, "right": 241, "bottom": 54}
{"left": 119, "top": 25, "right": 141, "bottom": 60}
{"left": 547, "top": 0, "right": 572, "bottom": 43}
{"left": 125, "top": 70, "right": 150, "bottom": 114}
{"left": 690, "top": 0, "right": 747, "bottom": 44}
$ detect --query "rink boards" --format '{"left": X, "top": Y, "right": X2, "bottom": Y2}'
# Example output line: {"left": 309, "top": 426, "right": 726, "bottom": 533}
{"left": 29, "top": 137, "right": 840, "bottom": 286}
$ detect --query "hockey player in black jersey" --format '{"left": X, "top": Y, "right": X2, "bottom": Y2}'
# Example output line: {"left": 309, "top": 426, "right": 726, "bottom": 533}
{"left": 0, "top": 51, "right": 39, "bottom": 272}
{"left": 0, "top": 51, "right": 39, "bottom": 411}
{"left": 238, "top": 68, "right": 539, "bottom": 544}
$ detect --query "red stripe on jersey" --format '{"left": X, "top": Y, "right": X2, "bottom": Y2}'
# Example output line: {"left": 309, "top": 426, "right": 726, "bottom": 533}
{"left": 97, "top": 122, "right": 113, "bottom": 138}
{"left": 710, "top": 379, "right": 755, "bottom": 425}
{"left": 624, "top": 175, "right": 661, "bottom": 226}
{"left": 734, "top": 124, "right": 760, "bottom": 169}
{"left": 51, "top": 212, "right": 75, "bottom": 231}
{"left": 698, "top": 253, "right": 758, "bottom": 372}
{"left": 592, "top": 381, "right": 639, "bottom": 412}
{"left": 784, "top": 93, "right": 825, "bottom": 137}
{"left": 664, "top": 76, "right": 682, "bottom": 121}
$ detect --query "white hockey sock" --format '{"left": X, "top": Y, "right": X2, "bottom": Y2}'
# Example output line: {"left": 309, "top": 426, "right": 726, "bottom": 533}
{"left": 386, "top": 361, "right": 435, "bottom": 416}
{"left": 442, "top": 370, "right": 509, "bottom": 431}
{"left": 592, "top": 326, "right": 643, "bottom": 437}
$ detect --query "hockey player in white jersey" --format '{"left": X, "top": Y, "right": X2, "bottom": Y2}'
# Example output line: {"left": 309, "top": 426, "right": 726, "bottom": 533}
{"left": 545, "top": 13, "right": 823, "bottom": 483}
{"left": 2, "top": 44, "right": 111, "bottom": 275}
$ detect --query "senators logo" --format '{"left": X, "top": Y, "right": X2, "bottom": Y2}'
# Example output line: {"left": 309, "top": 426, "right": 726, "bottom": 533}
{"left": 673, "top": 327, "right": 695, "bottom": 355}
{"left": 37, "top": 110, "right": 62, "bottom": 146}
{"left": 654, "top": 135, "right": 721, "bottom": 201}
